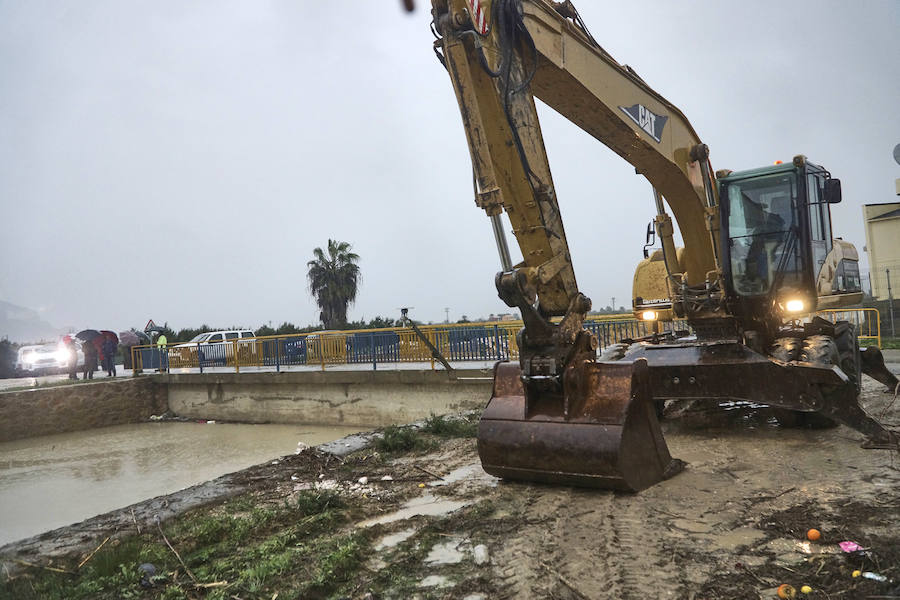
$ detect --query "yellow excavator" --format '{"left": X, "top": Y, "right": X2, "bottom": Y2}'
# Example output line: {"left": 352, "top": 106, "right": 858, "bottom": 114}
{"left": 430, "top": 0, "right": 899, "bottom": 491}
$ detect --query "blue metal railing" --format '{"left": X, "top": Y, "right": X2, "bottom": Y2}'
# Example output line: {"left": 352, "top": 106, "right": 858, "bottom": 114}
{"left": 132, "top": 317, "right": 667, "bottom": 374}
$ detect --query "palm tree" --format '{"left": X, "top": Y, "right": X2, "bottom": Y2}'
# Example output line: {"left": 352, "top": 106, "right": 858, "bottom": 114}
{"left": 307, "top": 239, "right": 361, "bottom": 329}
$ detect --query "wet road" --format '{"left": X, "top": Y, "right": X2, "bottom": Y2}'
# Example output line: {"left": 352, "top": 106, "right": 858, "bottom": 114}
{"left": 0, "top": 422, "right": 361, "bottom": 546}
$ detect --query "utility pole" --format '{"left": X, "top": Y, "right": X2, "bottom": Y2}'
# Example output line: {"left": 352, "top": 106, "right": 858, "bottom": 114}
{"left": 611, "top": 297, "right": 616, "bottom": 311}
{"left": 887, "top": 268, "right": 896, "bottom": 338}
{"left": 444, "top": 308, "right": 450, "bottom": 323}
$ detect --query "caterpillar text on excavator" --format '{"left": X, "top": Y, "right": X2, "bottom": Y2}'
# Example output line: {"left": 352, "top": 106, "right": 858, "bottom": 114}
{"left": 430, "top": 0, "right": 899, "bottom": 491}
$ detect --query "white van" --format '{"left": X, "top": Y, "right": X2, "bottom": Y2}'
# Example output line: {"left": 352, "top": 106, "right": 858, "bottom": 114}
{"left": 185, "top": 330, "right": 256, "bottom": 345}
{"left": 173, "top": 330, "right": 256, "bottom": 367}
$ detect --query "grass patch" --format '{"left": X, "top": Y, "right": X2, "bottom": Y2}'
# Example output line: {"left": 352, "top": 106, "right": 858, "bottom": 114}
{"left": 295, "top": 489, "right": 344, "bottom": 515}
{"left": 0, "top": 537, "right": 174, "bottom": 600}
{"left": 421, "top": 413, "right": 478, "bottom": 438}
{"left": 1, "top": 488, "right": 360, "bottom": 600}
{"left": 375, "top": 425, "right": 434, "bottom": 454}
{"left": 860, "top": 336, "right": 900, "bottom": 349}
{"left": 298, "top": 532, "right": 369, "bottom": 598}
{"left": 1, "top": 490, "right": 506, "bottom": 600}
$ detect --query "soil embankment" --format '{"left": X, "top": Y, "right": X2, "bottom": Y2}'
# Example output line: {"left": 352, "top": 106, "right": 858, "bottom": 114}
{"left": 2, "top": 375, "right": 899, "bottom": 599}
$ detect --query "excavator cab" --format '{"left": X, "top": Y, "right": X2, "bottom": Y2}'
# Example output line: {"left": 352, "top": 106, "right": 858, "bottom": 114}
{"left": 718, "top": 155, "right": 861, "bottom": 323}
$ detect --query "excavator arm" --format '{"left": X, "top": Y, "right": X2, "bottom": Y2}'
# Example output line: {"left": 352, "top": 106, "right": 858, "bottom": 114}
{"left": 433, "top": 0, "right": 721, "bottom": 309}
{"left": 432, "top": 0, "right": 708, "bottom": 490}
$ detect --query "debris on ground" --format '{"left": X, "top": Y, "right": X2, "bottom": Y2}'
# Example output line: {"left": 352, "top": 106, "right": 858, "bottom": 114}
{"left": 2, "top": 389, "right": 898, "bottom": 599}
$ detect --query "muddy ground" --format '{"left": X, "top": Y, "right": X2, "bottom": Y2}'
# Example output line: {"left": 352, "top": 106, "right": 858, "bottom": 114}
{"left": 2, "top": 375, "right": 899, "bottom": 599}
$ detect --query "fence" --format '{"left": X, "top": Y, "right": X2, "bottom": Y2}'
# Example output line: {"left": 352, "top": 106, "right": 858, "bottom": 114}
{"left": 131, "top": 309, "right": 884, "bottom": 374}
{"left": 815, "top": 308, "right": 881, "bottom": 348}
{"left": 131, "top": 316, "right": 664, "bottom": 374}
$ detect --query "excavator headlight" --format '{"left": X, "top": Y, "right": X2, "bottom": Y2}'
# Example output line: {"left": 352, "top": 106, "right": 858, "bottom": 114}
{"left": 641, "top": 310, "right": 658, "bottom": 321}
{"left": 785, "top": 299, "right": 805, "bottom": 313}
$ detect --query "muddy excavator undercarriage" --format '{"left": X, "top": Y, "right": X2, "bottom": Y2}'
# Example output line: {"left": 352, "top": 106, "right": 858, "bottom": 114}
{"left": 431, "top": 0, "right": 898, "bottom": 491}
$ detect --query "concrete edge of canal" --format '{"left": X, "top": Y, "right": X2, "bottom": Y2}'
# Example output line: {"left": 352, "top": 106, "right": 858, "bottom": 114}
{"left": 1, "top": 368, "right": 495, "bottom": 443}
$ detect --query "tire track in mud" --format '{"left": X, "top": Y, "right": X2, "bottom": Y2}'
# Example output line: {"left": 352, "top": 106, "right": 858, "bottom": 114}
{"left": 494, "top": 487, "right": 684, "bottom": 599}
{"left": 548, "top": 491, "right": 683, "bottom": 599}
{"left": 606, "top": 495, "right": 683, "bottom": 598}
{"left": 493, "top": 487, "right": 570, "bottom": 599}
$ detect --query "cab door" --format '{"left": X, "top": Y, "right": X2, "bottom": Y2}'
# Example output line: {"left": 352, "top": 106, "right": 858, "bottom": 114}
{"left": 806, "top": 173, "right": 832, "bottom": 280}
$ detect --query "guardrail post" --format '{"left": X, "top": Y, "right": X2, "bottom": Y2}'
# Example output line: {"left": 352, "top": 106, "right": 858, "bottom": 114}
{"left": 197, "top": 342, "right": 203, "bottom": 373}
{"left": 275, "top": 337, "right": 281, "bottom": 372}
{"left": 132, "top": 347, "right": 141, "bottom": 375}
{"left": 874, "top": 309, "right": 882, "bottom": 348}
{"left": 371, "top": 334, "right": 376, "bottom": 371}
{"left": 428, "top": 330, "right": 435, "bottom": 370}
{"left": 233, "top": 339, "right": 239, "bottom": 374}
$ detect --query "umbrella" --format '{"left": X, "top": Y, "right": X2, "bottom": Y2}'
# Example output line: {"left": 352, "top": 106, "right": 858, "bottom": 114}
{"left": 75, "top": 329, "right": 101, "bottom": 342}
{"left": 100, "top": 330, "right": 119, "bottom": 345}
{"left": 119, "top": 331, "right": 140, "bottom": 346}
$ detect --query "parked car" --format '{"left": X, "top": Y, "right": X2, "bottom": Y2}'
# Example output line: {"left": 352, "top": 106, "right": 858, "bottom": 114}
{"left": 15, "top": 340, "right": 84, "bottom": 375}
{"left": 172, "top": 330, "right": 257, "bottom": 367}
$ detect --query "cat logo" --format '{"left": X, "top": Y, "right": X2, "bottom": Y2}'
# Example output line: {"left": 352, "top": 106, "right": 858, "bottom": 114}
{"left": 619, "top": 103, "right": 668, "bottom": 143}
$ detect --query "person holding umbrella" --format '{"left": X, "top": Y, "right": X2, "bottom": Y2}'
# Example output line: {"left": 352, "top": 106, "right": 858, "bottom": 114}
{"left": 101, "top": 332, "right": 118, "bottom": 377}
{"left": 82, "top": 340, "right": 98, "bottom": 379}
{"left": 75, "top": 330, "right": 101, "bottom": 380}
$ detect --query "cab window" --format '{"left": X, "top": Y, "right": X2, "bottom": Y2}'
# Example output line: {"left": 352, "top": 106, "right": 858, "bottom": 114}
{"left": 808, "top": 175, "right": 824, "bottom": 241}
{"left": 208, "top": 334, "right": 223, "bottom": 343}
{"left": 807, "top": 174, "right": 832, "bottom": 272}
{"left": 225, "top": 332, "right": 239, "bottom": 340}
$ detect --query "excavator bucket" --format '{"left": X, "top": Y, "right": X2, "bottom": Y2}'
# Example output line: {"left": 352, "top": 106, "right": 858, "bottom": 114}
{"left": 477, "top": 358, "right": 683, "bottom": 492}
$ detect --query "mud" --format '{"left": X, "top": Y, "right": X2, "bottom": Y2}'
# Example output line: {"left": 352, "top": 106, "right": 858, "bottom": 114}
{"left": 3, "top": 375, "right": 899, "bottom": 598}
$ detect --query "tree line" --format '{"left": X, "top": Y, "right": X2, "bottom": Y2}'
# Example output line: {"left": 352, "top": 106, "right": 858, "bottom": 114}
{"left": 154, "top": 316, "right": 401, "bottom": 344}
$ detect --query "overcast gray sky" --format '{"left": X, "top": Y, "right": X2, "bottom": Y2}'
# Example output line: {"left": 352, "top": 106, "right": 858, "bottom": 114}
{"left": 2, "top": 1, "right": 899, "bottom": 335}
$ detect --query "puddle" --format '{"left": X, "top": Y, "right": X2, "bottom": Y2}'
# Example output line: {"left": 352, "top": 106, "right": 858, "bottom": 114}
{"left": 428, "top": 463, "right": 497, "bottom": 488}
{"left": 671, "top": 519, "right": 716, "bottom": 534}
{"left": 709, "top": 527, "right": 767, "bottom": 551}
{"left": 374, "top": 527, "right": 418, "bottom": 551}
{"left": 734, "top": 555, "right": 767, "bottom": 568}
{"left": 425, "top": 537, "right": 467, "bottom": 565}
{"left": 359, "top": 494, "right": 470, "bottom": 527}
{"left": 419, "top": 575, "right": 452, "bottom": 588}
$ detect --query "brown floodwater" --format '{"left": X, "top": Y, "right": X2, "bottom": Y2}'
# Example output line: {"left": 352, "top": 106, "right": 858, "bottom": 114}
{"left": 0, "top": 422, "right": 362, "bottom": 546}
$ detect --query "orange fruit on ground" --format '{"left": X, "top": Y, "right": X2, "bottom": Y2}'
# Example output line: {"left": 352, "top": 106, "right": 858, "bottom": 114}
{"left": 806, "top": 528, "right": 821, "bottom": 541}
{"left": 777, "top": 583, "right": 797, "bottom": 599}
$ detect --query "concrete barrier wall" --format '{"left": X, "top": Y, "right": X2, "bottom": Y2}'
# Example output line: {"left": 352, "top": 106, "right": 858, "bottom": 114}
{"left": 0, "top": 378, "right": 167, "bottom": 443}
{"left": 166, "top": 369, "right": 494, "bottom": 426}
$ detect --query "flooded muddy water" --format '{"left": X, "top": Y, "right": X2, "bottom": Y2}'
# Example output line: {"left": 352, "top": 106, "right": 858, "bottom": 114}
{"left": 0, "top": 422, "right": 361, "bottom": 545}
